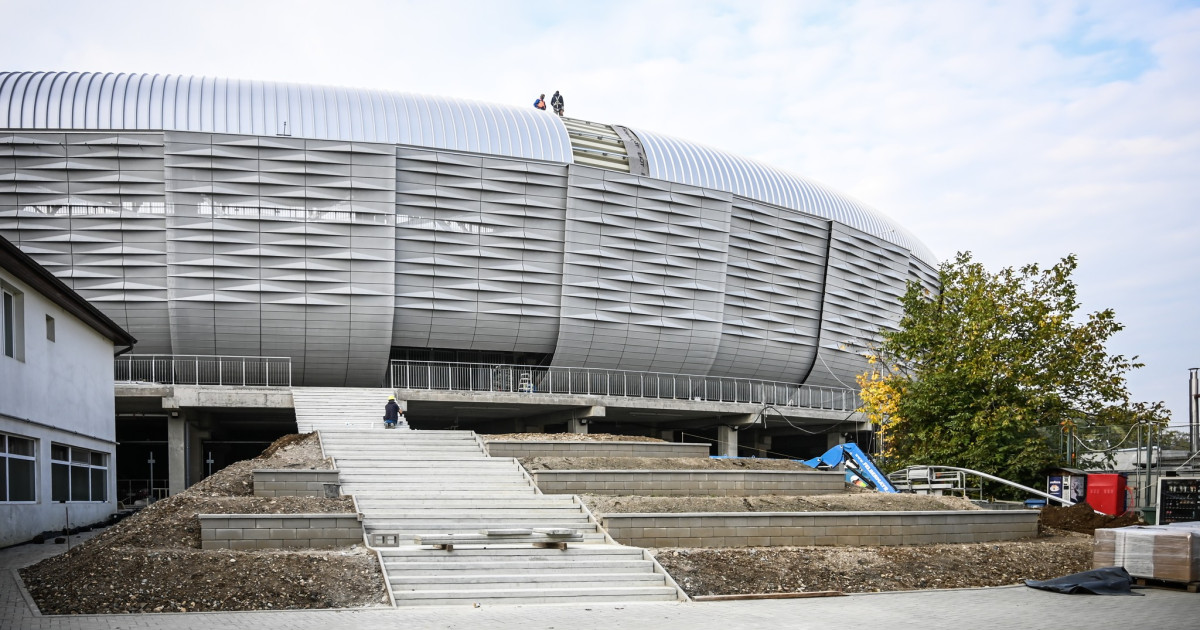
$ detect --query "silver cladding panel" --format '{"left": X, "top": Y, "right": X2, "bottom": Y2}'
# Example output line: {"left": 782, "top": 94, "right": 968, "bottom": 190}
{"left": 393, "top": 148, "right": 569, "bottom": 353}
{"left": 630, "top": 126, "right": 937, "bottom": 267}
{"left": 555, "top": 167, "right": 732, "bottom": 375}
{"left": 0, "top": 72, "right": 571, "bottom": 163}
{"left": 711, "top": 196, "right": 830, "bottom": 381}
{"left": 161, "top": 132, "right": 397, "bottom": 386}
{"left": 0, "top": 132, "right": 171, "bottom": 350}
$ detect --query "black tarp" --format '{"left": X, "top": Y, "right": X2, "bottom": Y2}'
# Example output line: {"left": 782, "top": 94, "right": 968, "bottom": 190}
{"left": 1024, "top": 566, "right": 1142, "bottom": 595}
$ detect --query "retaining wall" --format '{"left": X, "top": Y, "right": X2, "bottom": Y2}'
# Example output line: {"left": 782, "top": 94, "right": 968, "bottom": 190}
{"left": 252, "top": 469, "right": 340, "bottom": 497}
{"left": 600, "top": 510, "right": 1039, "bottom": 548}
{"left": 199, "top": 513, "right": 362, "bottom": 550}
{"left": 532, "top": 469, "right": 844, "bottom": 496}
{"left": 486, "top": 440, "right": 712, "bottom": 458}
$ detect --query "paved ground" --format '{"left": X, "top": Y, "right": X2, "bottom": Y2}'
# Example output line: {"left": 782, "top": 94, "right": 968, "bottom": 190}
{"left": 4, "top": 532, "right": 1197, "bottom": 630}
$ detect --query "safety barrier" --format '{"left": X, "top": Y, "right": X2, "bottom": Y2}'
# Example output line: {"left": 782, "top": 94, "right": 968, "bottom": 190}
{"left": 387, "top": 360, "right": 861, "bottom": 412}
{"left": 115, "top": 354, "right": 292, "bottom": 387}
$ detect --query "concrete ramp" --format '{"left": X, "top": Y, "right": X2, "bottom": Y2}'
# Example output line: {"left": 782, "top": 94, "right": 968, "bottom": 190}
{"left": 289, "top": 386, "right": 686, "bottom": 606}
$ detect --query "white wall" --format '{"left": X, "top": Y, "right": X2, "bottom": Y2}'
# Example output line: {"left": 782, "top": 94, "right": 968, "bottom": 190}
{"left": 1, "top": 267, "right": 118, "bottom": 547}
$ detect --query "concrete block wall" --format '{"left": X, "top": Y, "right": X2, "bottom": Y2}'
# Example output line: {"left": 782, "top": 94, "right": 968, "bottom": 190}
{"left": 487, "top": 441, "right": 712, "bottom": 459}
{"left": 252, "top": 469, "right": 340, "bottom": 497}
{"left": 199, "top": 514, "right": 362, "bottom": 550}
{"left": 600, "top": 510, "right": 1040, "bottom": 548}
{"left": 531, "top": 470, "right": 844, "bottom": 496}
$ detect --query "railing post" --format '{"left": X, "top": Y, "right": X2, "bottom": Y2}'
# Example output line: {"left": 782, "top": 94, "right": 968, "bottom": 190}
{"left": 242, "top": 358, "right": 246, "bottom": 387}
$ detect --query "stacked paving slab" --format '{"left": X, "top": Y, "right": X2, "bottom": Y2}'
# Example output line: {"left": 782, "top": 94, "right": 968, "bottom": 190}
{"left": 291, "top": 387, "right": 683, "bottom": 606}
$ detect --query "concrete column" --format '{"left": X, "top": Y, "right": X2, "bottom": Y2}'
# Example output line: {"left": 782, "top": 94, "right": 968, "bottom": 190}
{"left": 826, "top": 432, "right": 845, "bottom": 451}
{"left": 567, "top": 418, "right": 589, "bottom": 434}
{"left": 717, "top": 425, "right": 738, "bottom": 457}
{"left": 660, "top": 430, "right": 675, "bottom": 442}
{"left": 188, "top": 427, "right": 210, "bottom": 486}
{"left": 756, "top": 434, "right": 772, "bottom": 458}
{"left": 167, "top": 412, "right": 186, "bottom": 496}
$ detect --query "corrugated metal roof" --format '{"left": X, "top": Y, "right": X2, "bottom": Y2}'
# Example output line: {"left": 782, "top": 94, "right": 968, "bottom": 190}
{"left": 0, "top": 71, "right": 572, "bottom": 162}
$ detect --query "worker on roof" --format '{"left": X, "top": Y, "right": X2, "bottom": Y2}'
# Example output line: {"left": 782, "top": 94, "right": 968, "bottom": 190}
{"left": 550, "top": 91, "right": 564, "bottom": 117}
{"left": 533, "top": 94, "right": 547, "bottom": 111}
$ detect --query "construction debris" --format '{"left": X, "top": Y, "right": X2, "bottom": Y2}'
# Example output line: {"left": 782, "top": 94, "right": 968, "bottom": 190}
{"left": 19, "top": 434, "right": 387, "bottom": 614}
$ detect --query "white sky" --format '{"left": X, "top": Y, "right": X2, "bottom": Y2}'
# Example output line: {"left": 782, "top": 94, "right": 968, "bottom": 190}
{"left": 4, "top": 0, "right": 1198, "bottom": 426}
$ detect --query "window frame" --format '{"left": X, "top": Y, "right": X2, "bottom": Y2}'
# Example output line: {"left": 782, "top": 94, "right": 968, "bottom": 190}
{"left": 1, "top": 432, "right": 38, "bottom": 504}
{"left": 51, "top": 443, "right": 109, "bottom": 503}
{"left": 1, "top": 281, "right": 25, "bottom": 361}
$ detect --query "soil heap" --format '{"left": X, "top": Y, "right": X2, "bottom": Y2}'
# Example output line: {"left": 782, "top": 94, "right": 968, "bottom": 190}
{"left": 20, "top": 433, "right": 388, "bottom": 614}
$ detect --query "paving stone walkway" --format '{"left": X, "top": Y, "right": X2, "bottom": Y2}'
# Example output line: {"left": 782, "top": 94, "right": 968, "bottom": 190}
{"left": 4, "top": 531, "right": 1197, "bottom": 630}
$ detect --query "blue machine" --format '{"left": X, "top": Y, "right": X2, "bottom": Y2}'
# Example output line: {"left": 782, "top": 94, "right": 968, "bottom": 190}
{"left": 802, "top": 443, "right": 898, "bottom": 493}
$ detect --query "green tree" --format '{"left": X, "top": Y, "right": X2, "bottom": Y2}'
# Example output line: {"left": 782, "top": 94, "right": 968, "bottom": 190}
{"left": 861, "top": 252, "right": 1160, "bottom": 490}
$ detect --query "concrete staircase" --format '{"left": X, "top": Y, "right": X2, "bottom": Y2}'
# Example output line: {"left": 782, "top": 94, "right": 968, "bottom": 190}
{"left": 291, "top": 387, "right": 685, "bottom": 606}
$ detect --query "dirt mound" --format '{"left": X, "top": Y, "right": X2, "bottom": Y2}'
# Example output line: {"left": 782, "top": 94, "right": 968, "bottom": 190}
{"left": 583, "top": 492, "right": 982, "bottom": 514}
{"left": 655, "top": 534, "right": 1092, "bottom": 595}
{"left": 19, "top": 433, "right": 385, "bottom": 614}
{"left": 1039, "top": 502, "right": 1143, "bottom": 534}
{"left": 521, "top": 456, "right": 812, "bottom": 471}
{"left": 487, "top": 432, "right": 665, "bottom": 442}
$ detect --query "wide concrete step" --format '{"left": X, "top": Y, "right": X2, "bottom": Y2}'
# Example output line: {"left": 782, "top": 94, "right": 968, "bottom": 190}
{"left": 392, "top": 586, "right": 679, "bottom": 605}
{"left": 365, "top": 520, "right": 597, "bottom": 532}
{"left": 364, "top": 507, "right": 582, "bottom": 517}
{"left": 378, "top": 546, "right": 640, "bottom": 562}
{"left": 333, "top": 460, "right": 517, "bottom": 470}
{"left": 390, "top": 573, "right": 667, "bottom": 590}
{"left": 350, "top": 491, "right": 540, "bottom": 500}
{"left": 383, "top": 559, "right": 653, "bottom": 574}
{"left": 354, "top": 498, "right": 576, "bottom": 508}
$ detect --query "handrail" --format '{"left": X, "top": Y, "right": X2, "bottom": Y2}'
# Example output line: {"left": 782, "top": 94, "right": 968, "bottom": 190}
{"left": 114, "top": 354, "right": 292, "bottom": 387}
{"left": 890, "top": 464, "right": 1074, "bottom": 506}
{"left": 386, "top": 360, "right": 862, "bottom": 412}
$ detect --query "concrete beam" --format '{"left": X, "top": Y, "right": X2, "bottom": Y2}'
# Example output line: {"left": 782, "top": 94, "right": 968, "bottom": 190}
{"left": 522, "top": 405, "right": 606, "bottom": 427}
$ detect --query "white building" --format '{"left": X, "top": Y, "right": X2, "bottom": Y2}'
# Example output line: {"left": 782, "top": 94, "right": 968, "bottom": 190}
{"left": 0, "top": 235, "right": 136, "bottom": 547}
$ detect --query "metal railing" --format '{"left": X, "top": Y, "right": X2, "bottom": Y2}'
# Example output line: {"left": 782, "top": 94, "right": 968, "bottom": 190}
{"left": 115, "top": 355, "right": 292, "bottom": 387}
{"left": 387, "top": 360, "right": 862, "bottom": 412}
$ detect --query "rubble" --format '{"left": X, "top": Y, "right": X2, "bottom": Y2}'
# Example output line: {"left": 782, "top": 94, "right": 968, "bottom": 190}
{"left": 20, "top": 433, "right": 388, "bottom": 614}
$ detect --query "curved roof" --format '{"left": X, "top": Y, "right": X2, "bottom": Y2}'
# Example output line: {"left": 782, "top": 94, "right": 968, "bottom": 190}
{"left": 0, "top": 71, "right": 935, "bottom": 265}
{"left": 0, "top": 71, "right": 572, "bottom": 161}
{"left": 630, "top": 127, "right": 937, "bottom": 265}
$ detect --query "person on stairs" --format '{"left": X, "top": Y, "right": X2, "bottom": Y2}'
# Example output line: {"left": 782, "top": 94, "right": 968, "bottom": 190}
{"left": 383, "top": 395, "right": 402, "bottom": 429}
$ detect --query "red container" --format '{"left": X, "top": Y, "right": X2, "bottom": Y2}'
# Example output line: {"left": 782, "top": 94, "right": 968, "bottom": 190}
{"left": 1086, "top": 473, "right": 1128, "bottom": 516}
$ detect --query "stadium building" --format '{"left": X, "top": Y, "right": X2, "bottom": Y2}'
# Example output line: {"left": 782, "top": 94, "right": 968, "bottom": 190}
{"left": 0, "top": 72, "right": 938, "bottom": 493}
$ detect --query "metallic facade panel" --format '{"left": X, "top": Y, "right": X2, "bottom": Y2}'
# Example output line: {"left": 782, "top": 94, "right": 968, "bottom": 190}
{"left": 802, "top": 223, "right": 912, "bottom": 389}
{"left": 555, "top": 167, "right": 733, "bottom": 375}
{"left": 630, "top": 126, "right": 937, "bottom": 267}
{"left": 159, "top": 132, "right": 396, "bottom": 385}
{"left": 709, "top": 196, "right": 830, "bottom": 381}
{"left": 393, "top": 147, "right": 569, "bottom": 354}
{"left": 0, "top": 72, "right": 572, "bottom": 163}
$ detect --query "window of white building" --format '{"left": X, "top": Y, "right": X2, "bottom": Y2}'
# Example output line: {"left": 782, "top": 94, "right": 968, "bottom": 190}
{"left": 1, "top": 282, "right": 25, "bottom": 360}
{"left": 1, "top": 433, "right": 37, "bottom": 502}
{"left": 51, "top": 444, "right": 108, "bottom": 502}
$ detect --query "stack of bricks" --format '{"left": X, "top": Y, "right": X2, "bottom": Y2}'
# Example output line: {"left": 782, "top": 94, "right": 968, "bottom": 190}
{"left": 252, "top": 469, "right": 340, "bottom": 497}
{"left": 199, "top": 514, "right": 362, "bottom": 550}
{"left": 532, "top": 470, "right": 845, "bottom": 496}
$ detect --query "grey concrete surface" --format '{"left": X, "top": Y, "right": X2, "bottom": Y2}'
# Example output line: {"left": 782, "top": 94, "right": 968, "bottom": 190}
{"left": 601, "top": 510, "right": 1039, "bottom": 548}
{"left": 4, "top": 528, "right": 1198, "bottom": 630}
